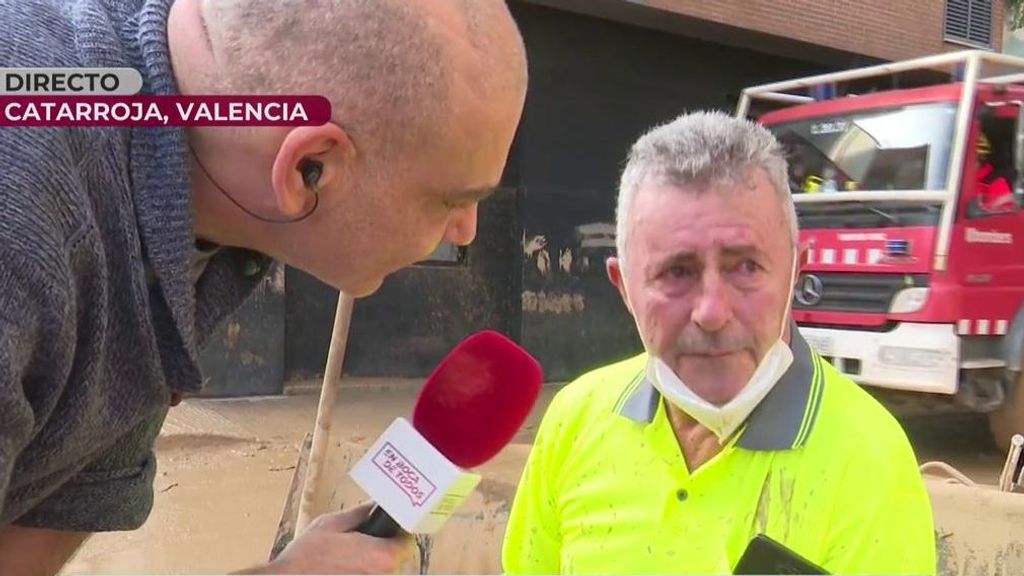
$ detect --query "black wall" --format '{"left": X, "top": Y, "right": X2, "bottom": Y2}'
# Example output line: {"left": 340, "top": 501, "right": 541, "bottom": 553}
{"left": 199, "top": 264, "right": 286, "bottom": 397}
{"left": 266, "top": 3, "right": 831, "bottom": 387}
{"left": 284, "top": 186, "right": 521, "bottom": 380}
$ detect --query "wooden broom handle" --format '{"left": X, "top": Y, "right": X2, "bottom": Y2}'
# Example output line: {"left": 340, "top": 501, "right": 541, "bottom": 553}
{"left": 295, "top": 291, "right": 355, "bottom": 533}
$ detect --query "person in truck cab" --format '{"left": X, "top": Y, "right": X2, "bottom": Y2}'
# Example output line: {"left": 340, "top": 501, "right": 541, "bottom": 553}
{"left": 976, "top": 132, "right": 1016, "bottom": 212}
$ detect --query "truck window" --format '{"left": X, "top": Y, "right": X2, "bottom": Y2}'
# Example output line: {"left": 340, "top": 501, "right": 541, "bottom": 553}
{"left": 767, "top": 103, "right": 957, "bottom": 194}
{"left": 967, "top": 115, "right": 1018, "bottom": 217}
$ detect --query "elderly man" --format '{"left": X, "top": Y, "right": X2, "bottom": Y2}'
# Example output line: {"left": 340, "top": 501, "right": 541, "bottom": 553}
{"left": 502, "top": 112, "right": 935, "bottom": 575}
{"left": 0, "top": 0, "right": 527, "bottom": 574}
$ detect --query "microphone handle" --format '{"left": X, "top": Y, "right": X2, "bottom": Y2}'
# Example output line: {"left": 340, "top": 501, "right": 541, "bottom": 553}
{"left": 356, "top": 504, "right": 401, "bottom": 538}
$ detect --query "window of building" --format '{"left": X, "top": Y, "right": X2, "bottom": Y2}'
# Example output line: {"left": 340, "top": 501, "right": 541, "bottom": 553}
{"left": 945, "top": 0, "right": 994, "bottom": 48}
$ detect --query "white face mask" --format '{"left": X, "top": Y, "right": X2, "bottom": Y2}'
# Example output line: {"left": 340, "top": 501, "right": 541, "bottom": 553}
{"left": 633, "top": 250, "right": 799, "bottom": 442}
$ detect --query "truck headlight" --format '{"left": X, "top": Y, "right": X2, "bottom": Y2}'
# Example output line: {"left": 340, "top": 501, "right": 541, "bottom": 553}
{"left": 889, "top": 287, "right": 928, "bottom": 314}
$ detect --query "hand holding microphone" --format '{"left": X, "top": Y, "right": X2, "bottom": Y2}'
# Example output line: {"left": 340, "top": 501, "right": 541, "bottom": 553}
{"left": 351, "top": 330, "right": 544, "bottom": 538}
{"left": 247, "top": 331, "right": 540, "bottom": 575}
{"left": 250, "top": 503, "right": 416, "bottom": 575}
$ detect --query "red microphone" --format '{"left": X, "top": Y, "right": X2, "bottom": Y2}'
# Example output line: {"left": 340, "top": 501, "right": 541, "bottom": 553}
{"left": 352, "top": 330, "right": 543, "bottom": 537}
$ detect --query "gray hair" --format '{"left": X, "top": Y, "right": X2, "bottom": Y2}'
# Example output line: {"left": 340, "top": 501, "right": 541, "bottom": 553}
{"left": 615, "top": 111, "right": 799, "bottom": 264}
{"left": 201, "top": 0, "right": 527, "bottom": 167}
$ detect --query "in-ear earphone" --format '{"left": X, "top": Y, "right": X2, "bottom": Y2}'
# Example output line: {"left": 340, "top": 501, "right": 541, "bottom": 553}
{"left": 188, "top": 145, "right": 320, "bottom": 224}
{"left": 301, "top": 159, "right": 323, "bottom": 189}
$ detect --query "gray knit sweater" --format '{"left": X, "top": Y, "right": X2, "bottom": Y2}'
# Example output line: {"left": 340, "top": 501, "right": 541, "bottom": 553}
{"left": 0, "top": 0, "right": 270, "bottom": 530}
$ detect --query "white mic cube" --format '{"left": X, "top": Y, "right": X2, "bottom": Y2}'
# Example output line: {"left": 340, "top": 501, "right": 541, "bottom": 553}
{"left": 349, "top": 417, "right": 482, "bottom": 534}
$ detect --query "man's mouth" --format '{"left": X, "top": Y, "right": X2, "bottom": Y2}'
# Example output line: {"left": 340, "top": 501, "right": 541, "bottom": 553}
{"left": 689, "top": 350, "right": 740, "bottom": 359}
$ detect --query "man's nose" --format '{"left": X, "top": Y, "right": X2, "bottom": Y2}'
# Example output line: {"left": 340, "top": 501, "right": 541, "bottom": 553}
{"left": 690, "top": 272, "right": 732, "bottom": 332}
{"left": 443, "top": 204, "right": 479, "bottom": 246}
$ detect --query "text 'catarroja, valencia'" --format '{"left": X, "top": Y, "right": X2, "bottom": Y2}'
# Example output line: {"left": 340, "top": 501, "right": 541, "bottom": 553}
{"left": 0, "top": 96, "right": 330, "bottom": 127}
{"left": 3, "top": 101, "right": 309, "bottom": 123}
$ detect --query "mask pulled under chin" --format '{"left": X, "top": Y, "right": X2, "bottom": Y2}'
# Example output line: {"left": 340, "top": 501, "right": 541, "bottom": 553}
{"left": 646, "top": 340, "right": 794, "bottom": 443}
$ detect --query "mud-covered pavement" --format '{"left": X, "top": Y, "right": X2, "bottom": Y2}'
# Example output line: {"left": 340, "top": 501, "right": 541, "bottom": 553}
{"left": 60, "top": 382, "right": 1006, "bottom": 575}
{"left": 61, "top": 382, "right": 554, "bottom": 575}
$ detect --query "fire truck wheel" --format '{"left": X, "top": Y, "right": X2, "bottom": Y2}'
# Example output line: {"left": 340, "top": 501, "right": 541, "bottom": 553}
{"left": 989, "top": 373, "right": 1024, "bottom": 452}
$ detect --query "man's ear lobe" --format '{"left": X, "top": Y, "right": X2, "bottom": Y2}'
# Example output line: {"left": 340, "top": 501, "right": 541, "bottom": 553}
{"left": 606, "top": 256, "right": 633, "bottom": 314}
{"left": 607, "top": 256, "right": 623, "bottom": 289}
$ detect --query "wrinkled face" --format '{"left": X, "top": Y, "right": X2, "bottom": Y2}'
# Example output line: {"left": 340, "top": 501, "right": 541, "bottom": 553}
{"left": 609, "top": 169, "right": 797, "bottom": 405}
{"left": 299, "top": 84, "right": 524, "bottom": 297}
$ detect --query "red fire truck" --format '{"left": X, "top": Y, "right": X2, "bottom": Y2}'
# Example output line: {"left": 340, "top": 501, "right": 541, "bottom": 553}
{"left": 737, "top": 50, "right": 1024, "bottom": 449}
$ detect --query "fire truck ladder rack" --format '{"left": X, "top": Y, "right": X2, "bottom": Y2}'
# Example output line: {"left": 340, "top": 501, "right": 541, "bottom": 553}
{"left": 736, "top": 50, "right": 1024, "bottom": 272}
{"left": 736, "top": 50, "right": 1024, "bottom": 117}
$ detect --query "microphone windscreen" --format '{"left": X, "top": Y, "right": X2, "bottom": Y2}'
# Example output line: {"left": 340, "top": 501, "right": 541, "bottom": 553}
{"left": 412, "top": 330, "right": 544, "bottom": 469}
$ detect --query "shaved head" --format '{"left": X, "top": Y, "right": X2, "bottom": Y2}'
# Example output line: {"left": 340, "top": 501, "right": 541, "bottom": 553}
{"left": 199, "top": 0, "right": 527, "bottom": 165}
{"left": 178, "top": 0, "right": 528, "bottom": 297}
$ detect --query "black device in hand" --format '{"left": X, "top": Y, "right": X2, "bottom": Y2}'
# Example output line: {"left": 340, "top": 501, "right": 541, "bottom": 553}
{"left": 733, "top": 534, "right": 829, "bottom": 575}
{"left": 356, "top": 505, "right": 400, "bottom": 538}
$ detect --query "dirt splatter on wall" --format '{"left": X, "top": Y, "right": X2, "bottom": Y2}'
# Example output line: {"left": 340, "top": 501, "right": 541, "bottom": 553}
{"left": 522, "top": 290, "right": 586, "bottom": 314}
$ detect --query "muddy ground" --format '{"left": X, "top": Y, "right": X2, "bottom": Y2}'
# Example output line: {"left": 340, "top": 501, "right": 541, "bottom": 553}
{"left": 60, "top": 381, "right": 1006, "bottom": 575}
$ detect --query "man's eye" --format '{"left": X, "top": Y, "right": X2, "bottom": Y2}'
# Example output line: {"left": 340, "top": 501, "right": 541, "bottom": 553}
{"left": 736, "top": 259, "right": 761, "bottom": 275}
{"left": 665, "top": 265, "right": 694, "bottom": 279}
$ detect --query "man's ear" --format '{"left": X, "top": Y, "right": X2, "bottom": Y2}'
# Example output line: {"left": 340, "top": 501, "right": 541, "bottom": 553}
{"left": 606, "top": 256, "right": 633, "bottom": 314}
{"left": 270, "top": 122, "right": 355, "bottom": 218}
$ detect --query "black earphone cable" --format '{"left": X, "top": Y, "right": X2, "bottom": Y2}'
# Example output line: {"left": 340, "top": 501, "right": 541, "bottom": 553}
{"left": 187, "top": 145, "right": 320, "bottom": 224}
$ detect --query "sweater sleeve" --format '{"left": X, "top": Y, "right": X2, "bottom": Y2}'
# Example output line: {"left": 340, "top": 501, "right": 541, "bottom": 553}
{"left": 0, "top": 318, "right": 36, "bottom": 519}
{"left": 0, "top": 246, "right": 170, "bottom": 532}
{"left": 13, "top": 404, "right": 169, "bottom": 532}
{"left": 0, "top": 125, "right": 168, "bottom": 531}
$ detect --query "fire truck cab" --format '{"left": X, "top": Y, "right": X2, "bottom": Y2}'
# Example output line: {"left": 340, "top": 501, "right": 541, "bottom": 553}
{"left": 737, "top": 50, "right": 1024, "bottom": 450}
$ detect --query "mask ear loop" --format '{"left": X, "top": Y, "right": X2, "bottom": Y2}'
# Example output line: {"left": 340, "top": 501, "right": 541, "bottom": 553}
{"left": 618, "top": 263, "right": 649, "bottom": 351}
{"left": 778, "top": 249, "right": 799, "bottom": 342}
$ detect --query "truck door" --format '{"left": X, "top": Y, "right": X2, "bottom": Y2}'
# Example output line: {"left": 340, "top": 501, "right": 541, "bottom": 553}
{"left": 954, "top": 101, "right": 1024, "bottom": 339}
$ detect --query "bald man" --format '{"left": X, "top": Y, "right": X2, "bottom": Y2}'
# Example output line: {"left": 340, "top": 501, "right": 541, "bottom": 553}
{"left": 0, "top": 0, "right": 527, "bottom": 574}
